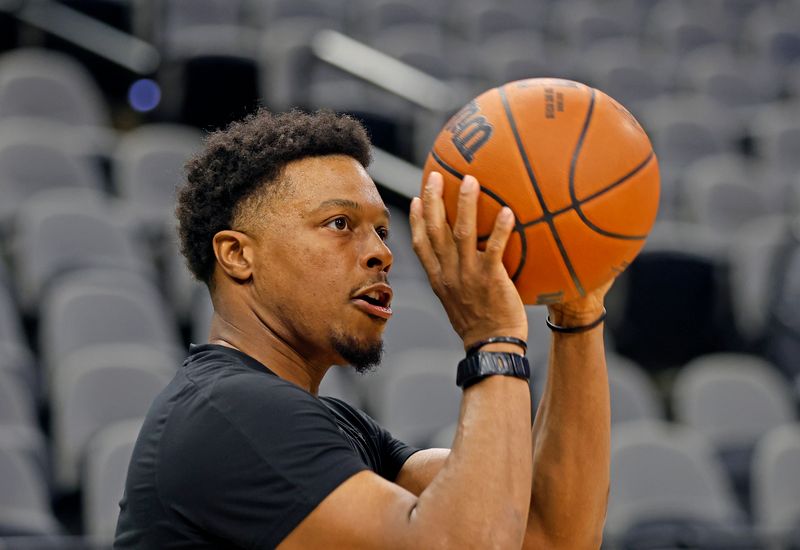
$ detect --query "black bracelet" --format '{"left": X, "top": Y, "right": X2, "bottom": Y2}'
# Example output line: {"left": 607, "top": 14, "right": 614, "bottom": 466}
{"left": 546, "top": 308, "right": 607, "bottom": 334}
{"left": 466, "top": 336, "right": 527, "bottom": 356}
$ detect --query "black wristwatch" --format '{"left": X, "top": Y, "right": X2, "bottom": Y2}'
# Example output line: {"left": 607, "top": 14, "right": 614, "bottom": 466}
{"left": 456, "top": 352, "right": 530, "bottom": 389}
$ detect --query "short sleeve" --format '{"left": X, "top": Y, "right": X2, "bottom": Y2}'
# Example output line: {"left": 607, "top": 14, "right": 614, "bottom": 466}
{"left": 157, "top": 374, "right": 369, "bottom": 549}
{"left": 321, "top": 397, "right": 421, "bottom": 481}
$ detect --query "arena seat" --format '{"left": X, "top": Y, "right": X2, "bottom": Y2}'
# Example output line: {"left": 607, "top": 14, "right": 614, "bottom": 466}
{"left": 0, "top": 425, "right": 49, "bottom": 489}
{"left": 0, "top": 282, "right": 24, "bottom": 347}
{"left": 682, "top": 158, "right": 772, "bottom": 235}
{"left": 451, "top": 2, "right": 547, "bottom": 45}
{"left": 369, "top": 349, "right": 462, "bottom": 447}
{"left": 0, "top": 48, "right": 109, "bottom": 128}
{"left": 156, "top": 0, "right": 252, "bottom": 53}
{"left": 672, "top": 353, "right": 796, "bottom": 509}
{"left": 531, "top": 351, "right": 663, "bottom": 426}
{"left": 0, "top": 450, "right": 62, "bottom": 536}
{"left": 473, "top": 30, "right": 550, "bottom": 86}
{"left": 39, "top": 272, "right": 183, "bottom": 381}
{"left": 258, "top": 0, "right": 349, "bottom": 29}
{"left": 381, "top": 300, "right": 461, "bottom": 359}
{"left": 51, "top": 347, "right": 173, "bottom": 491}
{"left": 113, "top": 123, "right": 201, "bottom": 233}
{"left": 318, "top": 366, "right": 363, "bottom": 410}
{"left": 766, "top": 242, "right": 800, "bottom": 380}
{"left": 727, "top": 215, "right": 793, "bottom": 344}
{"left": 606, "top": 420, "right": 745, "bottom": 543}
{"left": 0, "top": 369, "right": 37, "bottom": 428}
{"left": 751, "top": 423, "right": 800, "bottom": 545}
{"left": 12, "top": 189, "right": 150, "bottom": 314}
{"left": 751, "top": 101, "right": 800, "bottom": 177}
{"left": 82, "top": 418, "right": 142, "bottom": 545}
{"left": 258, "top": 17, "right": 346, "bottom": 111}
{"left": 0, "top": 341, "right": 38, "bottom": 403}
{"left": 0, "top": 127, "right": 105, "bottom": 233}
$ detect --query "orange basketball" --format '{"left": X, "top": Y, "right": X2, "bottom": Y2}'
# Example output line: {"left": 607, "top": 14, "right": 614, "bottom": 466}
{"left": 422, "top": 78, "right": 660, "bottom": 305}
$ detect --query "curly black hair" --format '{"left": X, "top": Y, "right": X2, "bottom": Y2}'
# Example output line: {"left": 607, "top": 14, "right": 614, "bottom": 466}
{"left": 176, "top": 109, "right": 372, "bottom": 285}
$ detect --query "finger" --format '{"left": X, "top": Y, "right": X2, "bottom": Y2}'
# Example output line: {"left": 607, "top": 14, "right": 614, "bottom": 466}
{"left": 452, "top": 175, "right": 479, "bottom": 270}
{"left": 483, "top": 207, "right": 515, "bottom": 265}
{"left": 422, "top": 172, "right": 457, "bottom": 269}
{"left": 409, "top": 196, "right": 441, "bottom": 280}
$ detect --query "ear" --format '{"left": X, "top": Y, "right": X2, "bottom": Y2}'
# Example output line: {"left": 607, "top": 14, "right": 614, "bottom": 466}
{"left": 212, "top": 230, "right": 255, "bottom": 282}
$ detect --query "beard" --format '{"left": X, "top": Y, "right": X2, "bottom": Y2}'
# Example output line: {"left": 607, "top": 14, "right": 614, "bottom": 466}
{"left": 331, "top": 332, "right": 384, "bottom": 374}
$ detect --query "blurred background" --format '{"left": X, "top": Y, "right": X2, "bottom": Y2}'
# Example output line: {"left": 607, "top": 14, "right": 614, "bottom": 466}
{"left": 0, "top": 0, "right": 799, "bottom": 548}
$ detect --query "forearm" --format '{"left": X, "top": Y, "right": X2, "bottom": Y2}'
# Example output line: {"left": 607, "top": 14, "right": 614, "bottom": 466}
{"left": 523, "top": 324, "right": 610, "bottom": 549}
{"left": 409, "top": 374, "right": 532, "bottom": 549}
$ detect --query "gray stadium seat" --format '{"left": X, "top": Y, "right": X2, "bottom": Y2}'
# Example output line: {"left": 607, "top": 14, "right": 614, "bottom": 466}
{"left": 0, "top": 126, "right": 105, "bottom": 231}
{"left": 0, "top": 424, "right": 49, "bottom": 486}
{"left": 39, "top": 272, "right": 183, "bottom": 379}
{"left": 359, "top": 0, "right": 442, "bottom": 37}
{"left": 258, "top": 17, "right": 346, "bottom": 111}
{"left": 672, "top": 353, "right": 796, "bottom": 507}
{"left": 383, "top": 204, "right": 427, "bottom": 282}
{"left": 727, "top": 215, "right": 792, "bottom": 343}
{"left": 318, "top": 365, "right": 363, "bottom": 409}
{"left": 0, "top": 341, "right": 38, "bottom": 403}
{"left": 113, "top": 123, "right": 201, "bottom": 230}
{"left": 258, "top": 0, "right": 348, "bottom": 28}
{"left": 51, "top": 346, "right": 173, "bottom": 491}
{"left": 190, "top": 286, "right": 213, "bottom": 345}
{"left": 767, "top": 241, "right": 800, "bottom": 380}
{"left": 751, "top": 423, "right": 800, "bottom": 542}
{"left": 0, "top": 368, "right": 37, "bottom": 427}
{"left": 451, "top": 2, "right": 547, "bottom": 44}
{"left": 474, "top": 30, "right": 551, "bottom": 86}
{"left": 369, "top": 348, "right": 463, "bottom": 446}
{"left": 607, "top": 354, "right": 664, "bottom": 425}
{"left": 682, "top": 156, "right": 771, "bottom": 235}
{"left": 12, "top": 189, "right": 150, "bottom": 313}
{"left": 0, "top": 48, "right": 109, "bottom": 127}
{"left": 607, "top": 420, "right": 743, "bottom": 540}
{"left": 672, "top": 354, "right": 795, "bottom": 450}
{"left": 0, "top": 449, "right": 62, "bottom": 536}
{"left": 82, "top": 418, "right": 143, "bottom": 544}
{"left": 0, "top": 282, "right": 24, "bottom": 346}
{"left": 381, "top": 300, "right": 462, "bottom": 358}
{"left": 530, "top": 349, "right": 656, "bottom": 425}
{"left": 751, "top": 100, "right": 800, "bottom": 176}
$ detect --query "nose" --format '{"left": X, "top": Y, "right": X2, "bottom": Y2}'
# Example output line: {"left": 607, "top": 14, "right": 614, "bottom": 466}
{"left": 362, "top": 229, "right": 393, "bottom": 273}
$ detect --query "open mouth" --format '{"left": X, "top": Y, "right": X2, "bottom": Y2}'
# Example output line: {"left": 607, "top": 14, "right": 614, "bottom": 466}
{"left": 351, "top": 285, "right": 393, "bottom": 320}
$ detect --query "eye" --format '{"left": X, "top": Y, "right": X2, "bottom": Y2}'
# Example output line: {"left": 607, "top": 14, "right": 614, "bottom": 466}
{"left": 376, "top": 227, "right": 389, "bottom": 241}
{"left": 326, "top": 217, "right": 349, "bottom": 231}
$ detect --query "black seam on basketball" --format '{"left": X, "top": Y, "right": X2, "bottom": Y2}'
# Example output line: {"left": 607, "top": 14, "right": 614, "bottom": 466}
{"left": 578, "top": 151, "right": 655, "bottom": 207}
{"left": 520, "top": 150, "right": 656, "bottom": 230}
{"left": 568, "top": 90, "right": 649, "bottom": 241}
{"left": 429, "top": 150, "right": 527, "bottom": 281}
{"left": 498, "top": 85, "right": 585, "bottom": 296}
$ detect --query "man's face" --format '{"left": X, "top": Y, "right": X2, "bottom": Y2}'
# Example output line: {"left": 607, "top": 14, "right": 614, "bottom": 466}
{"left": 243, "top": 154, "right": 393, "bottom": 372}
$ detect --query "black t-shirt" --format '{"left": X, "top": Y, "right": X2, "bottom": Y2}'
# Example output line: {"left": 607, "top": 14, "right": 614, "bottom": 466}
{"left": 114, "top": 344, "right": 419, "bottom": 549}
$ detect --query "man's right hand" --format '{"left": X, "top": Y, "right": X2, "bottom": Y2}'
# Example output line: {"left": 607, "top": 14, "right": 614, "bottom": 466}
{"left": 409, "top": 171, "right": 528, "bottom": 351}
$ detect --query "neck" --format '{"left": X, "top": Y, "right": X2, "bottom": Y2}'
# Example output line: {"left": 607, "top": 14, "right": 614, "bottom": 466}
{"left": 207, "top": 306, "right": 330, "bottom": 395}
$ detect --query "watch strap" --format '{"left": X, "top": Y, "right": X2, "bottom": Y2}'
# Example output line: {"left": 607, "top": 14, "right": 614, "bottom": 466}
{"left": 456, "top": 352, "right": 530, "bottom": 389}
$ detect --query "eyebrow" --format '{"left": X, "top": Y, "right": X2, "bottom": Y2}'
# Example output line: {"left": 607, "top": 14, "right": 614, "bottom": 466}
{"left": 313, "top": 198, "right": 390, "bottom": 220}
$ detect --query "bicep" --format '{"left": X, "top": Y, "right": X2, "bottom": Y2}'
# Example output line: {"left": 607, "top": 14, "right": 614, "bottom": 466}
{"left": 395, "top": 448, "right": 450, "bottom": 496}
{"left": 278, "top": 470, "right": 419, "bottom": 550}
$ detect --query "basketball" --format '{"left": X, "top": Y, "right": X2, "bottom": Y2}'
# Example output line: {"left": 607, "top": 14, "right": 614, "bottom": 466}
{"left": 422, "top": 78, "right": 660, "bottom": 305}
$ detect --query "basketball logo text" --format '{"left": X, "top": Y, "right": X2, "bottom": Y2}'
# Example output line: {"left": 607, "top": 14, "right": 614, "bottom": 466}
{"left": 446, "top": 101, "right": 493, "bottom": 163}
{"left": 544, "top": 87, "right": 565, "bottom": 119}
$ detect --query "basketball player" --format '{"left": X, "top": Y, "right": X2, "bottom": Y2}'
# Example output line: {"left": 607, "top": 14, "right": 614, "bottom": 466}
{"left": 114, "top": 109, "right": 611, "bottom": 549}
